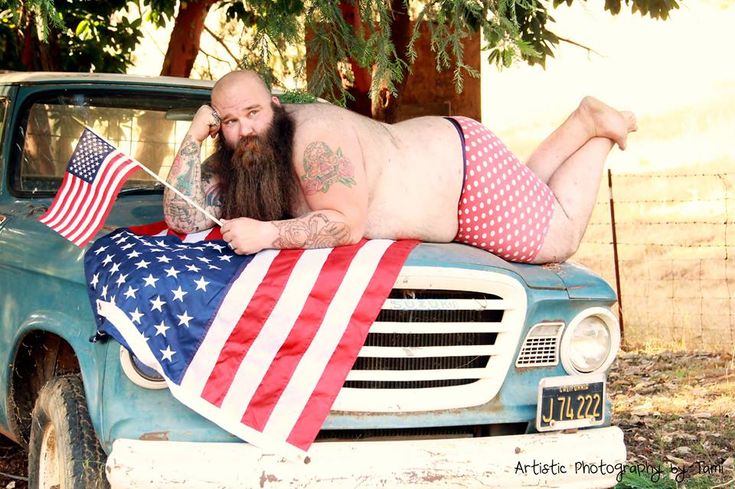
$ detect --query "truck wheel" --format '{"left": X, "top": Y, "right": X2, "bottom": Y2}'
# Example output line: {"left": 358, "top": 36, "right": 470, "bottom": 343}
{"left": 28, "top": 375, "right": 108, "bottom": 489}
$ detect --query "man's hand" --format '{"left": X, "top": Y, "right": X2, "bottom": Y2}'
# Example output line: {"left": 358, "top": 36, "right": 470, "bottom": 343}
{"left": 221, "top": 217, "right": 276, "bottom": 255}
{"left": 188, "top": 105, "right": 221, "bottom": 144}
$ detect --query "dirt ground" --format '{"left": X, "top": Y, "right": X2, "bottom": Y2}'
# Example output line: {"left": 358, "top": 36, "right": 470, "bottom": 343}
{"left": 0, "top": 348, "right": 733, "bottom": 489}
{"left": 0, "top": 435, "right": 25, "bottom": 489}
{"left": 609, "top": 348, "right": 735, "bottom": 488}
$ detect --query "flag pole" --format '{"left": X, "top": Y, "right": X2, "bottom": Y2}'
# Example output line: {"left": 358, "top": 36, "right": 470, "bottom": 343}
{"left": 90, "top": 128, "right": 224, "bottom": 227}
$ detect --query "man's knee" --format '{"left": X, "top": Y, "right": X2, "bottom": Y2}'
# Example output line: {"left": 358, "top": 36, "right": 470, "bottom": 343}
{"left": 533, "top": 223, "right": 582, "bottom": 264}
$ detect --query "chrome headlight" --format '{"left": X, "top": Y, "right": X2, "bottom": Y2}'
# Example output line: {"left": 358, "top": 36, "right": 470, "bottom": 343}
{"left": 119, "top": 346, "right": 167, "bottom": 390}
{"left": 560, "top": 308, "right": 620, "bottom": 374}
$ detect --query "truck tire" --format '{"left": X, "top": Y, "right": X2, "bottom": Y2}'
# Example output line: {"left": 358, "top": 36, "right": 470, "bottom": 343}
{"left": 28, "top": 374, "right": 109, "bottom": 489}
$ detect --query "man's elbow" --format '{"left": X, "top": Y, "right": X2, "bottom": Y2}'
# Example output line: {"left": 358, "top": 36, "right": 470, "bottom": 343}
{"left": 346, "top": 220, "right": 366, "bottom": 245}
{"left": 163, "top": 207, "right": 211, "bottom": 235}
{"left": 163, "top": 214, "right": 191, "bottom": 234}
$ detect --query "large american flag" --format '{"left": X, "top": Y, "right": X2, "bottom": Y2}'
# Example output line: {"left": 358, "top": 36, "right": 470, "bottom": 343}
{"left": 39, "top": 128, "right": 141, "bottom": 247}
{"left": 84, "top": 223, "right": 417, "bottom": 455}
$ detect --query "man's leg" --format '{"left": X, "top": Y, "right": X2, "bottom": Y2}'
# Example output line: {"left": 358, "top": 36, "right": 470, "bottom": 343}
{"left": 531, "top": 138, "right": 614, "bottom": 263}
{"left": 526, "top": 98, "right": 637, "bottom": 264}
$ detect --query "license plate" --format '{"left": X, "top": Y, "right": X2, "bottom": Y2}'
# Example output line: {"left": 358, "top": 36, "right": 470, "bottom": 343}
{"left": 536, "top": 374, "right": 605, "bottom": 432}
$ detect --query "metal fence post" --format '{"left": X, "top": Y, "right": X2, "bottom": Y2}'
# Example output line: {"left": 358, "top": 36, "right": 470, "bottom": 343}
{"left": 608, "top": 169, "right": 625, "bottom": 340}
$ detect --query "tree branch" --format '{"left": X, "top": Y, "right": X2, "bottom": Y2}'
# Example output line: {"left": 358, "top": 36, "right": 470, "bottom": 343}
{"left": 198, "top": 45, "right": 231, "bottom": 65}
{"left": 203, "top": 24, "right": 242, "bottom": 66}
{"left": 556, "top": 35, "right": 603, "bottom": 58}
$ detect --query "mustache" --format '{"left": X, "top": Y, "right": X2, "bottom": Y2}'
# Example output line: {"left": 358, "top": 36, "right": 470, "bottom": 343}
{"left": 234, "top": 135, "right": 262, "bottom": 163}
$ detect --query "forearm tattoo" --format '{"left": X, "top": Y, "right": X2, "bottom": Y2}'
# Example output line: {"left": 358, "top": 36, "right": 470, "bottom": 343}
{"left": 272, "top": 213, "right": 351, "bottom": 249}
{"left": 163, "top": 135, "right": 221, "bottom": 230}
{"left": 300, "top": 141, "right": 356, "bottom": 195}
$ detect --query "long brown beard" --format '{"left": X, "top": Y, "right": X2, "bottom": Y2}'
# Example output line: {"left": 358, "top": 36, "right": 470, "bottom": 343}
{"left": 212, "top": 103, "right": 297, "bottom": 221}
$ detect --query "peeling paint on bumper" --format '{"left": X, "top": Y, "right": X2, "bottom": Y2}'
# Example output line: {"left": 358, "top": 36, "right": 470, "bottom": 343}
{"left": 106, "top": 426, "right": 625, "bottom": 488}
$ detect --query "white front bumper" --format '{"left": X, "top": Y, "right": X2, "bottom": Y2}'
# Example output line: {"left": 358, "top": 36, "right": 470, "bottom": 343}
{"left": 106, "top": 426, "right": 626, "bottom": 489}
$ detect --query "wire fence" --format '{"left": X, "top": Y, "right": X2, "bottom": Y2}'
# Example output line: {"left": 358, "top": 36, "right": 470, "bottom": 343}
{"left": 573, "top": 170, "right": 735, "bottom": 353}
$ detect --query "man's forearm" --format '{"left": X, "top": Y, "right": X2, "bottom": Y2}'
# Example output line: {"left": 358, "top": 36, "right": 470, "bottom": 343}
{"left": 270, "top": 211, "right": 357, "bottom": 249}
{"left": 163, "top": 134, "right": 217, "bottom": 232}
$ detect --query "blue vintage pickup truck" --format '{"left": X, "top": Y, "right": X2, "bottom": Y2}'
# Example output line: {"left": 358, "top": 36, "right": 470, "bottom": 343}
{"left": 0, "top": 72, "right": 625, "bottom": 488}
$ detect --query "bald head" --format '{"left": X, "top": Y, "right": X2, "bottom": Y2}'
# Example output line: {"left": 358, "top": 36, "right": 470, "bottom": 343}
{"left": 212, "top": 70, "right": 270, "bottom": 101}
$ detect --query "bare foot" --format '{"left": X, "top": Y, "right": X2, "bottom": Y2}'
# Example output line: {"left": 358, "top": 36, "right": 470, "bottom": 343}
{"left": 578, "top": 96, "right": 637, "bottom": 150}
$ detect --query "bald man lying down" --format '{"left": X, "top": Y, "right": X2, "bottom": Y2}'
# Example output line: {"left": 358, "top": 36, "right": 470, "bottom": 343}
{"left": 164, "top": 70, "right": 637, "bottom": 264}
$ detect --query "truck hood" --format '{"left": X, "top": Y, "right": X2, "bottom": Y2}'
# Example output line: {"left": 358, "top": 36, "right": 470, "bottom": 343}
{"left": 405, "top": 242, "right": 616, "bottom": 300}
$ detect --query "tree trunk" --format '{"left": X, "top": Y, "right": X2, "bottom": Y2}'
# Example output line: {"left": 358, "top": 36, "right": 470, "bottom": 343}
{"left": 338, "top": 1, "right": 411, "bottom": 121}
{"left": 19, "top": 12, "right": 60, "bottom": 71}
{"left": 372, "top": 0, "right": 410, "bottom": 123}
{"left": 339, "top": 2, "right": 374, "bottom": 117}
{"left": 160, "top": 0, "right": 217, "bottom": 77}
{"left": 152, "top": 0, "right": 215, "bottom": 170}
{"left": 19, "top": 19, "right": 38, "bottom": 70}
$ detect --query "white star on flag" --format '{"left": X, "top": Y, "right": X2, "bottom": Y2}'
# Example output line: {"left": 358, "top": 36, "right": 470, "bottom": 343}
{"left": 160, "top": 345, "right": 176, "bottom": 361}
{"left": 154, "top": 321, "right": 170, "bottom": 337}
{"left": 172, "top": 286, "right": 187, "bottom": 302}
{"left": 124, "top": 286, "right": 138, "bottom": 299}
{"left": 150, "top": 296, "right": 166, "bottom": 312}
{"left": 176, "top": 311, "right": 193, "bottom": 327}
{"left": 194, "top": 276, "right": 210, "bottom": 291}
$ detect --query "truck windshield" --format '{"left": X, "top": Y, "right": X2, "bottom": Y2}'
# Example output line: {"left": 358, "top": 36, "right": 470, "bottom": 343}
{"left": 14, "top": 90, "right": 212, "bottom": 196}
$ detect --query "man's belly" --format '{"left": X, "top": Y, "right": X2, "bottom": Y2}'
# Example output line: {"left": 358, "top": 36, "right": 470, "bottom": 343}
{"left": 362, "top": 117, "right": 465, "bottom": 242}
{"left": 364, "top": 157, "right": 464, "bottom": 241}
{"left": 364, "top": 200, "right": 459, "bottom": 242}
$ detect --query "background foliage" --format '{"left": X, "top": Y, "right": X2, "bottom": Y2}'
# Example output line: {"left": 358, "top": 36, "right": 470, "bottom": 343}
{"left": 0, "top": 0, "right": 680, "bottom": 115}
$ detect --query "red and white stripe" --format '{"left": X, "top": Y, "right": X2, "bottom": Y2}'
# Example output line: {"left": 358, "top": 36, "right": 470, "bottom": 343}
{"left": 176, "top": 238, "right": 416, "bottom": 452}
{"left": 39, "top": 152, "right": 140, "bottom": 247}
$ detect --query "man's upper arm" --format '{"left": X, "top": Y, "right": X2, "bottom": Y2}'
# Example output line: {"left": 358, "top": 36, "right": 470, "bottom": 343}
{"left": 293, "top": 127, "right": 368, "bottom": 231}
{"left": 164, "top": 153, "right": 222, "bottom": 233}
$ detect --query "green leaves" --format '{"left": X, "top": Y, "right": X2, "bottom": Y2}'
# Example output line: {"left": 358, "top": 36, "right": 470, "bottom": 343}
{"left": 0, "top": 0, "right": 680, "bottom": 106}
{"left": 279, "top": 89, "right": 317, "bottom": 104}
{"left": 0, "top": 0, "right": 63, "bottom": 38}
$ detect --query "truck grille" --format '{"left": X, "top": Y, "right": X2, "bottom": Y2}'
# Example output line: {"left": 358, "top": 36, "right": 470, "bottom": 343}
{"left": 346, "top": 289, "right": 501, "bottom": 390}
{"left": 332, "top": 267, "right": 527, "bottom": 413}
{"left": 515, "top": 322, "right": 564, "bottom": 368}
{"left": 516, "top": 337, "right": 558, "bottom": 366}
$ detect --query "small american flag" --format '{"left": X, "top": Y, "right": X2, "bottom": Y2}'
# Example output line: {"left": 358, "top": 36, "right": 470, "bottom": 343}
{"left": 84, "top": 224, "right": 417, "bottom": 456}
{"left": 39, "top": 128, "right": 141, "bottom": 247}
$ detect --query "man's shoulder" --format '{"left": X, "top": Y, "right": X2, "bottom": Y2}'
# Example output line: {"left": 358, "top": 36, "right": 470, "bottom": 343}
{"left": 289, "top": 103, "right": 359, "bottom": 138}
{"left": 288, "top": 102, "right": 349, "bottom": 122}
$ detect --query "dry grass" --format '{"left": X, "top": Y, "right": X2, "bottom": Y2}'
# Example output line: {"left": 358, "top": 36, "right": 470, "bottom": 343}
{"left": 609, "top": 347, "right": 735, "bottom": 487}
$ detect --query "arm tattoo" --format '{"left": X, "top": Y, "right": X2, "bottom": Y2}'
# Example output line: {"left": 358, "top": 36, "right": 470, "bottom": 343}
{"left": 163, "top": 135, "right": 220, "bottom": 231}
{"left": 301, "top": 141, "right": 356, "bottom": 195}
{"left": 272, "top": 213, "right": 351, "bottom": 249}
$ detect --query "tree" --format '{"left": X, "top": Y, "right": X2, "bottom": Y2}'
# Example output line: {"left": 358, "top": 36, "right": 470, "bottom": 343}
{"left": 299, "top": 0, "right": 681, "bottom": 119}
{"left": 204, "top": 0, "right": 680, "bottom": 119}
{"left": 2, "top": 0, "right": 680, "bottom": 120}
{"left": 0, "top": 0, "right": 143, "bottom": 72}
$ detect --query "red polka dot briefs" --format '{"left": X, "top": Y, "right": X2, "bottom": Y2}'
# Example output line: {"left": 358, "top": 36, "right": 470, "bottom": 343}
{"left": 449, "top": 116, "right": 555, "bottom": 263}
